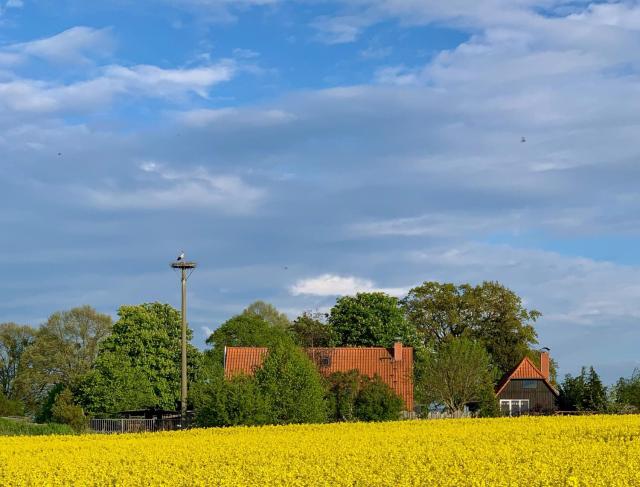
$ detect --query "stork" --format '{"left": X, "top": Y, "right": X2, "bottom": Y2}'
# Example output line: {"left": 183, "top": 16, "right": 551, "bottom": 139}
{"left": 176, "top": 251, "right": 185, "bottom": 261}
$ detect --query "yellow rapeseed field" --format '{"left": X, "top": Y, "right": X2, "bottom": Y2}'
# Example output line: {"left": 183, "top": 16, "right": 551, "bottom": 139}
{"left": 1, "top": 415, "right": 639, "bottom": 486}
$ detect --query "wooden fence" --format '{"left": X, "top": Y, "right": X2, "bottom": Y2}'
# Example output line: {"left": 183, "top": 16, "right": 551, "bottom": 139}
{"left": 90, "top": 418, "right": 182, "bottom": 434}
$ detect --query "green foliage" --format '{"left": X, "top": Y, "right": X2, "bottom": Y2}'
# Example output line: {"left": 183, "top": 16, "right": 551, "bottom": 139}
{"left": 0, "top": 418, "right": 74, "bottom": 436}
{"left": 255, "top": 342, "right": 328, "bottom": 425}
{"left": 195, "top": 341, "right": 327, "bottom": 426}
{"left": 51, "top": 388, "right": 88, "bottom": 433}
{"left": 35, "top": 383, "right": 65, "bottom": 423}
{"left": 0, "top": 392, "right": 24, "bottom": 416}
{"left": 78, "top": 353, "right": 157, "bottom": 416}
{"left": 416, "top": 337, "right": 495, "bottom": 414}
{"left": 476, "top": 383, "right": 501, "bottom": 418}
{"left": 206, "top": 312, "right": 293, "bottom": 365}
{"left": 193, "top": 366, "right": 268, "bottom": 428}
{"left": 15, "top": 306, "right": 112, "bottom": 412}
{"left": 559, "top": 366, "right": 608, "bottom": 412}
{"left": 242, "top": 301, "right": 291, "bottom": 329}
{"left": 612, "top": 369, "right": 640, "bottom": 411}
{"left": 326, "top": 371, "right": 361, "bottom": 421}
{"left": 81, "top": 303, "right": 201, "bottom": 413}
{"left": 290, "top": 312, "right": 337, "bottom": 347}
{"left": 354, "top": 376, "right": 404, "bottom": 422}
{"left": 0, "top": 323, "right": 36, "bottom": 398}
{"left": 328, "top": 292, "right": 417, "bottom": 347}
{"left": 402, "top": 281, "right": 540, "bottom": 378}
{"left": 325, "top": 371, "right": 404, "bottom": 422}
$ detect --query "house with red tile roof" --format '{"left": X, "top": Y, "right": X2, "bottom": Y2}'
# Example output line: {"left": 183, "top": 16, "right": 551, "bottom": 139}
{"left": 224, "top": 342, "right": 414, "bottom": 411}
{"left": 495, "top": 351, "right": 559, "bottom": 416}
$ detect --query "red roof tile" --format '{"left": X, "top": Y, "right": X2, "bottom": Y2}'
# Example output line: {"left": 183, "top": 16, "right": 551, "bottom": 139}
{"left": 495, "top": 357, "right": 559, "bottom": 396}
{"left": 224, "top": 345, "right": 414, "bottom": 410}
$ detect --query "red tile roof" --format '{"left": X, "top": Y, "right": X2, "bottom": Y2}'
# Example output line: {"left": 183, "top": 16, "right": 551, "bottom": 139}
{"left": 224, "top": 345, "right": 414, "bottom": 410}
{"left": 495, "top": 356, "right": 559, "bottom": 396}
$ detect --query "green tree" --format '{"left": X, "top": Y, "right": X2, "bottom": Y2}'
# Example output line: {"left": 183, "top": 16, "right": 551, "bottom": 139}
{"left": 328, "top": 292, "right": 417, "bottom": 348}
{"left": 78, "top": 353, "right": 157, "bottom": 415}
{"left": 585, "top": 367, "right": 608, "bottom": 411}
{"left": 81, "top": 303, "right": 201, "bottom": 413}
{"left": 15, "top": 306, "right": 112, "bottom": 412}
{"left": 193, "top": 364, "right": 268, "bottom": 428}
{"left": 558, "top": 366, "right": 608, "bottom": 412}
{"left": 325, "top": 371, "right": 404, "bottom": 422}
{"left": 255, "top": 342, "right": 327, "bottom": 424}
{"left": 0, "top": 323, "right": 36, "bottom": 398}
{"left": 290, "top": 312, "right": 337, "bottom": 347}
{"left": 613, "top": 369, "right": 640, "bottom": 411}
{"left": 354, "top": 375, "right": 404, "bottom": 421}
{"left": 205, "top": 312, "right": 293, "bottom": 366}
{"left": 242, "top": 301, "right": 291, "bottom": 329}
{"left": 51, "top": 388, "right": 88, "bottom": 432}
{"left": 326, "top": 370, "right": 361, "bottom": 422}
{"left": 0, "top": 392, "right": 24, "bottom": 416}
{"left": 402, "top": 281, "right": 540, "bottom": 378}
{"left": 416, "top": 337, "right": 495, "bottom": 414}
{"left": 558, "top": 370, "right": 586, "bottom": 411}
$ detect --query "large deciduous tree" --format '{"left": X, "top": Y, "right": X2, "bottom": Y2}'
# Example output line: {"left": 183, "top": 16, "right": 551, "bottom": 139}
{"left": 328, "top": 292, "right": 417, "bottom": 347}
{"left": 205, "top": 311, "right": 293, "bottom": 366}
{"left": 0, "top": 323, "right": 36, "bottom": 398}
{"left": 416, "top": 337, "right": 495, "bottom": 415}
{"left": 242, "top": 301, "right": 291, "bottom": 329}
{"left": 290, "top": 312, "right": 337, "bottom": 347}
{"left": 255, "top": 341, "right": 327, "bottom": 425}
{"left": 80, "top": 303, "right": 201, "bottom": 414}
{"left": 15, "top": 306, "right": 112, "bottom": 411}
{"left": 402, "top": 281, "right": 540, "bottom": 377}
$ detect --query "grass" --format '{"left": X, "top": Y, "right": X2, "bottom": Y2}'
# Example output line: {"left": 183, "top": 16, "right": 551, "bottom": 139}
{"left": 0, "top": 417, "right": 74, "bottom": 436}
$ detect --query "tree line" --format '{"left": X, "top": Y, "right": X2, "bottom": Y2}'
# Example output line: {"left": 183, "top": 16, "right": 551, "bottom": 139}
{"left": 1, "top": 280, "right": 637, "bottom": 430}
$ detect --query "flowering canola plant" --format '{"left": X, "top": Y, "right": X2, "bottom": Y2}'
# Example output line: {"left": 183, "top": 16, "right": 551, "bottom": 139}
{"left": 1, "top": 415, "right": 639, "bottom": 486}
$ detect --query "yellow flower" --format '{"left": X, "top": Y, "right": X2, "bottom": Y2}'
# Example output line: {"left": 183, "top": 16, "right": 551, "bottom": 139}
{"left": 1, "top": 415, "right": 639, "bottom": 486}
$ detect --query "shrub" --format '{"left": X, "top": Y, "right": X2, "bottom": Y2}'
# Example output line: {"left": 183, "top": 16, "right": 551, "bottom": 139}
{"left": 0, "top": 418, "right": 74, "bottom": 436}
{"left": 0, "top": 393, "right": 24, "bottom": 417}
{"left": 256, "top": 342, "right": 328, "bottom": 425}
{"left": 326, "top": 371, "right": 361, "bottom": 422}
{"left": 194, "top": 365, "right": 268, "bottom": 428}
{"left": 51, "top": 388, "right": 88, "bottom": 433}
{"left": 354, "top": 375, "right": 404, "bottom": 421}
{"left": 326, "top": 371, "right": 404, "bottom": 422}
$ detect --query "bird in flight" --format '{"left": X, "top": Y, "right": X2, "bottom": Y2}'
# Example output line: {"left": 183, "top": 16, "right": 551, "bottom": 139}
{"left": 521, "top": 136, "right": 526, "bottom": 143}
{"left": 176, "top": 251, "right": 185, "bottom": 261}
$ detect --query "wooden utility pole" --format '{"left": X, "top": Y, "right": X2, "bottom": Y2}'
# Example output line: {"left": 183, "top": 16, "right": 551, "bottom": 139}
{"left": 171, "top": 258, "right": 196, "bottom": 426}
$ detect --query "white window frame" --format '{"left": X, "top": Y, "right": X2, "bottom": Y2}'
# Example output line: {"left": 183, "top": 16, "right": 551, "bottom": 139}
{"left": 500, "top": 399, "right": 530, "bottom": 416}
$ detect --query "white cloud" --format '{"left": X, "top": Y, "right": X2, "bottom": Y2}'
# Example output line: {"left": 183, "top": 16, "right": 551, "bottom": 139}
{"left": 0, "top": 61, "right": 236, "bottom": 114}
{"left": 0, "top": 27, "right": 114, "bottom": 65}
{"left": 177, "top": 107, "right": 296, "bottom": 127}
{"left": 311, "top": 15, "right": 368, "bottom": 44}
{"left": 86, "top": 162, "right": 265, "bottom": 212}
{"left": 290, "top": 274, "right": 407, "bottom": 297}
{"left": 5, "top": 0, "right": 23, "bottom": 8}
{"left": 350, "top": 213, "right": 516, "bottom": 238}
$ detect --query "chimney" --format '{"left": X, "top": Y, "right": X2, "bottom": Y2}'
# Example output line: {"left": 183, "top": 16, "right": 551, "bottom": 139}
{"left": 540, "top": 351, "right": 550, "bottom": 380}
{"left": 393, "top": 342, "right": 403, "bottom": 362}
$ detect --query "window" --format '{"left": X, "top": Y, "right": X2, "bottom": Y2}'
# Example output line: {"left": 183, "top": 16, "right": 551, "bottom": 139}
{"left": 500, "top": 399, "right": 530, "bottom": 417}
{"left": 523, "top": 380, "right": 537, "bottom": 389}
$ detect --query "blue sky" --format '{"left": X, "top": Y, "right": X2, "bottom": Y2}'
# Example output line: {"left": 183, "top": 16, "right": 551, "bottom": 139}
{"left": 1, "top": 0, "right": 639, "bottom": 383}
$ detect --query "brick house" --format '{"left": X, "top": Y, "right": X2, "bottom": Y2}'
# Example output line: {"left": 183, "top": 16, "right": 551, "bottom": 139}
{"left": 224, "top": 342, "right": 414, "bottom": 411}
